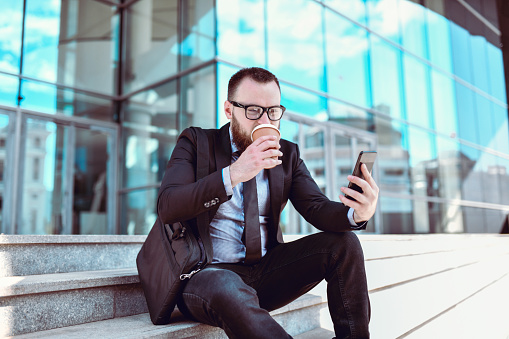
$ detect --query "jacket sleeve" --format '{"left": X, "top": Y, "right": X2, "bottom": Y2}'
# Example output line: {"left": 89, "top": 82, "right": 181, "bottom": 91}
{"left": 288, "top": 143, "right": 363, "bottom": 232}
{"left": 157, "top": 128, "right": 229, "bottom": 224}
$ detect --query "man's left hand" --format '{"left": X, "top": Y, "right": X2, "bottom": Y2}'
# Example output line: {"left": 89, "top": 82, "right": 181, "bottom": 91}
{"left": 339, "top": 164, "right": 379, "bottom": 223}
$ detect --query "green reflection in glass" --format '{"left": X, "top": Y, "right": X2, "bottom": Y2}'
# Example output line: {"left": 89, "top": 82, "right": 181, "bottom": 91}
{"left": 0, "top": 73, "right": 19, "bottom": 107}
{"left": 124, "top": 1, "right": 178, "bottom": 93}
{"left": 399, "top": 1, "right": 427, "bottom": 60}
{"left": 403, "top": 55, "right": 431, "bottom": 128}
{"left": 325, "top": 10, "right": 370, "bottom": 108}
{"left": 366, "top": 0, "right": 401, "bottom": 45}
{"left": 216, "top": 0, "right": 265, "bottom": 68}
{"left": 280, "top": 83, "right": 327, "bottom": 120}
{"left": 267, "top": 0, "right": 326, "bottom": 92}
{"left": 19, "top": 80, "right": 113, "bottom": 121}
{"left": 426, "top": 8, "right": 452, "bottom": 73}
{"left": 181, "top": 0, "right": 215, "bottom": 70}
{"left": 0, "top": 1, "right": 23, "bottom": 74}
{"left": 370, "top": 35, "right": 403, "bottom": 120}
{"left": 431, "top": 70, "right": 457, "bottom": 137}
{"left": 23, "top": 0, "right": 118, "bottom": 94}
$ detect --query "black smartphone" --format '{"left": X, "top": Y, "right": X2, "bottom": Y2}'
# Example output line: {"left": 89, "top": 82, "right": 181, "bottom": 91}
{"left": 345, "top": 151, "right": 377, "bottom": 201}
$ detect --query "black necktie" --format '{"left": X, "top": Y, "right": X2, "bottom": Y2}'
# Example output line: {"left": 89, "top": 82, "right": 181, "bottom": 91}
{"left": 243, "top": 175, "right": 262, "bottom": 264}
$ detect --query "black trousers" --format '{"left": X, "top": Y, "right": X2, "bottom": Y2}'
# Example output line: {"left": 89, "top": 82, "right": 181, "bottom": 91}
{"left": 177, "top": 232, "right": 370, "bottom": 339}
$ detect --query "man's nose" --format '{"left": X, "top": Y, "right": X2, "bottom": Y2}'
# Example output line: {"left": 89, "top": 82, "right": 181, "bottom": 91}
{"left": 258, "top": 110, "right": 271, "bottom": 124}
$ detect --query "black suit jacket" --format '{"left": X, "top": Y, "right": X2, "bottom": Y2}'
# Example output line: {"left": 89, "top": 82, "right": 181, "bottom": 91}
{"left": 157, "top": 123, "right": 360, "bottom": 256}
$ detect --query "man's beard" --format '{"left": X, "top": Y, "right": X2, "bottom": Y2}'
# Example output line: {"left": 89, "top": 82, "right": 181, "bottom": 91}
{"left": 231, "top": 114, "right": 252, "bottom": 154}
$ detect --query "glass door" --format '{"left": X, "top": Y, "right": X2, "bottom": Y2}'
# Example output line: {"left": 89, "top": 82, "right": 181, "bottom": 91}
{"left": 16, "top": 114, "right": 117, "bottom": 234}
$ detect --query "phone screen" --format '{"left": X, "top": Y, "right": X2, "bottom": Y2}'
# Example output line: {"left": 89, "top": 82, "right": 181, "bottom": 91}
{"left": 345, "top": 151, "right": 377, "bottom": 201}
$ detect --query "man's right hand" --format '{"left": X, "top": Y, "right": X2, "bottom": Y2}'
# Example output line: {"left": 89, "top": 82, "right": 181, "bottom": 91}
{"left": 229, "top": 135, "right": 282, "bottom": 187}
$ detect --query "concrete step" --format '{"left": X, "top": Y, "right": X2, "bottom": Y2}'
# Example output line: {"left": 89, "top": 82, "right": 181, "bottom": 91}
{"left": 9, "top": 293, "right": 326, "bottom": 338}
{"left": 0, "top": 268, "right": 147, "bottom": 337}
{"left": 0, "top": 235, "right": 146, "bottom": 277}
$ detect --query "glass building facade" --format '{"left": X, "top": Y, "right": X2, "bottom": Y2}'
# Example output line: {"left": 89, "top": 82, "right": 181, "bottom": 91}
{"left": 1, "top": 0, "right": 508, "bottom": 235}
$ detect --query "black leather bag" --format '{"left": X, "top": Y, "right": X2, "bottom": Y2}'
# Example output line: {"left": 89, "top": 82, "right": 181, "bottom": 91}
{"left": 136, "top": 127, "right": 210, "bottom": 325}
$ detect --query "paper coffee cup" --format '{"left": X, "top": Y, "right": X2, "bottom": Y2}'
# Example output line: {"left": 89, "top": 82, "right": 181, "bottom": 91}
{"left": 251, "top": 124, "right": 281, "bottom": 142}
{"left": 251, "top": 124, "right": 281, "bottom": 166}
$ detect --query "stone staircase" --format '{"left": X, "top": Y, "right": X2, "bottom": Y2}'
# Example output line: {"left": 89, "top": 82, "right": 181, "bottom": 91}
{"left": 0, "top": 235, "right": 329, "bottom": 338}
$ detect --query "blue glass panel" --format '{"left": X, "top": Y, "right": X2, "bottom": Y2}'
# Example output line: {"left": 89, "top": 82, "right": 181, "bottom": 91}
{"left": 455, "top": 83, "right": 478, "bottom": 144}
{"left": 399, "top": 1, "right": 427, "bottom": 60}
{"left": 449, "top": 22, "right": 472, "bottom": 83}
{"left": 492, "top": 104, "right": 509, "bottom": 154}
{"left": 435, "top": 135, "right": 461, "bottom": 200}
{"left": 180, "top": 66, "right": 216, "bottom": 129}
{"left": 23, "top": 0, "right": 118, "bottom": 95}
{"left": 459, "top": 143, "right": 482, "bottom": 202}
{"left": 325, "top": 11, "right": 370, "bottom": 108}
{"left": 403, "top": 55, "right": 431, "bottom": 128}
{"left": 181, "top": 0, "right": 215, "bottom": 70}
{"left": 280, "top": 83, "right": 327, "bottom": 119}
{"left": 216, "top": 0, "right": 265, "bottom": 68}
{"left": 370, "top": 35, "right": 403, "bottom": 120}
{"left": 0, "top": 73, "right": 19, "bottom": 107}
{"left": 120, "top": 188, "right": 158, "bottom": 235}
{"left": 0, "top": 1, "right": 23, "bottom": 74}
{"left": 474, "top": 94, "right": 494, "bottom": 149}
{"left": 478, "top": 151, "right": 501, "bottom": 204}
{"left": 470, "top": 36, "right": 489, "bottom": 94}
{"left": 217, "top": 63, "right": 240, "bottom": 127}
{"left": 124, "top": 1, "right": 178, "bottom": 93}
{"left": 380, "top": 196, "right": 414, "bottom": 233}
{"left": 322, "top": 0, "right": 367, "bottom": 25}
{"left": 486, "top": 43, "right": 507, "bottom": 103}
{"left": 431, "top": 70, "right": 457, "bottom": 137}
{"left": 19, "top": 80, "right": 113, "bottom": 121}
{"left": 366, "top": 0, "right": 401, "bottom": 45}
{"left": 267, "top": 0, "right": 326, "bottom": 92}
{"left": 329, "top": 100, "right": 374, "bottom": 132}
{"left": 407, "top": 126, "right": 436, "bottom": 197}
{"left": 426, "top": 8, "right": 452, "bottom": 73}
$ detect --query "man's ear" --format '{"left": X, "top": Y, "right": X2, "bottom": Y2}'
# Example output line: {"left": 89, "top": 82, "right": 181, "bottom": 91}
{"left": 224, "top": 100, "right": 233, "bottom": 120}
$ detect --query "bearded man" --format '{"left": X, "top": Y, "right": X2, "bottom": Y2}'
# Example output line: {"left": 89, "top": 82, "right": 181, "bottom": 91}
{"left": 157, "top": 67, "right": 378, "bottom": 339}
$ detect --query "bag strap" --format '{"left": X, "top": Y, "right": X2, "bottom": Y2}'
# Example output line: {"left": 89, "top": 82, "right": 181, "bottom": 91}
{"left": 190, "top": 127, "right": 214, "bottom": 265}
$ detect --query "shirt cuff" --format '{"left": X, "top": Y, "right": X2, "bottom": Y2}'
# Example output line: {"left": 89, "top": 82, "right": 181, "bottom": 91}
{"left": 222, "top": 166, "right": 234, "bottom": 196}
{"left": 347, "top": 208, "right": 367, "bottom": 230}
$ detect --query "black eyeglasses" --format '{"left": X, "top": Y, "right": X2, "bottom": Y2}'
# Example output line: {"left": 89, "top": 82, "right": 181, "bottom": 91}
{"left": 230, "top": 101, "right": 286, "bottom": 121}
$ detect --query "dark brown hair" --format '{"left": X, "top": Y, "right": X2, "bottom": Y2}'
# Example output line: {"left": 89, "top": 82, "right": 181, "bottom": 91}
{"left": 227, "top": 67, "right": 281, "bottom": 101}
